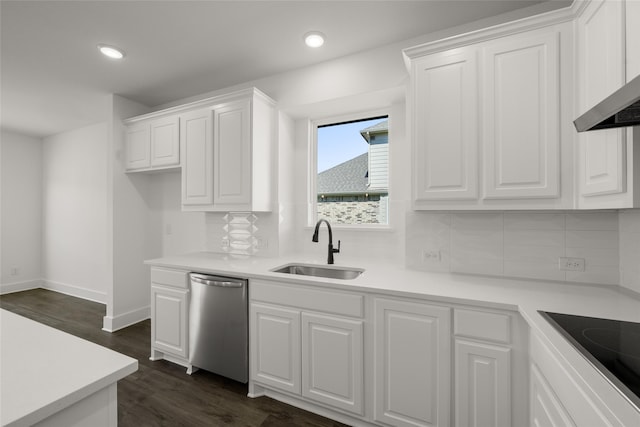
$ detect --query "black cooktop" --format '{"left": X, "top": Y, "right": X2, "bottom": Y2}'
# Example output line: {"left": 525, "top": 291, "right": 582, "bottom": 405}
{"left": 540, "top": 311, "right": 640, "bottom": 410}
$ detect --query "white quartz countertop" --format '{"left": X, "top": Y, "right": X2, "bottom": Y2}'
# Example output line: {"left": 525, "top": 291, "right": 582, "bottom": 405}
{"left": 145, "top": 251, "right": 640, "bottom": 323}
{"left": 0, "top": 310, "right": 138, "bottom": 427}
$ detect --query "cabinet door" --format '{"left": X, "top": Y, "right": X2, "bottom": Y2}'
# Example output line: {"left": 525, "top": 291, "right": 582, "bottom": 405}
{"left": 578, "top": 0, "right": 626, "bottom": 197}
{"left": 213, "top": 100, "right": 252, "bottom": 207}
{"left": 151, "top": 285, "right": 188, "bottom": 358}
{"left": 125, "top": 123, "right": 151, "bottom": 170}
{"left": 482, "top": 29, "right": 560, "bottom": 199}
{"left": 150, "top": 116, "right": 180, "bottom": 167}
{"left": 454, "top": 339, "right": 511, "bottom": 427}
{"left": 180, "top": 109, "right": 214, "bottom": 206}
{"left": 374, "top": 298, "right": 451, "bottom": 427}
{"left": 250, "top": 303, "right": 301, "bottom": 395}
{"left": 301, "top": 313, "right": 364, "bottom": 415}
{"left": 413, "top": 49, "right": 479, "bottom": 202}
{"left": 530, "top": 364, "right": 576, "bottom": 427}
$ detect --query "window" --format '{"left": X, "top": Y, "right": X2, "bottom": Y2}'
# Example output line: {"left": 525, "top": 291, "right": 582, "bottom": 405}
{"left": 312, "top": 114, "right": 389, "bottom": 226}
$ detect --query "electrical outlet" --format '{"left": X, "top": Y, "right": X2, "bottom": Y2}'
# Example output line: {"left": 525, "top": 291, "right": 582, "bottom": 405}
{"left": 422, "top": 250, "right": 441, "bottom": 263}
{"left": 221, "top": 238, "right": 230, "bottom": 248}
{"left": 558, "top": 257, "right": 585, "bottom": 271}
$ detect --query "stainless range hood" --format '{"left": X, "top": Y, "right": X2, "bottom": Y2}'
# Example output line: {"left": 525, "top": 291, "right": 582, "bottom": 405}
{"left": 574, "top": 74, "right": 640, "bottom": 132}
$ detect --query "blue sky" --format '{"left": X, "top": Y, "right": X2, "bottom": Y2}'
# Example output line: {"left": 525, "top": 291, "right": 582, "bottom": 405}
{"left": 317, "top": 117, "right": 387, "bottom": 173}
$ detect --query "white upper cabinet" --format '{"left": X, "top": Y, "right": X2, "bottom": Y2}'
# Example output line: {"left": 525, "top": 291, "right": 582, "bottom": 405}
{"left": 406, "top": 17, "right": 573, "bottom": 210}
{"left": 482, "top": 30, "right": 560, "bottom": 200}
{"left": 181, "top": 109, "right": 214, "bottom": 206}
{"left": 123, "top": 87, "right": 275, "bottom": 212}
{"left": 125, "top": 123, "right": 151, "bottom": 171}
{"left": 412, "top": 48, "right": 479, "bottom": 202}
{"left": 125, "top": 116, "right": 180, "bottom": 172}
{"left": 181, "top": 90, "right": 275, "bottom": 212}
{"left": 150, "top": 116, "right": 180, "bottom": 168}
{"left": 212, "top": 100, "right": 252, "bottom": 208}
{"left": 577, "top": 0, "right": 626, "bottom": 200}
{"left": 576, "top": 0, "right": 640, "bottom": 208}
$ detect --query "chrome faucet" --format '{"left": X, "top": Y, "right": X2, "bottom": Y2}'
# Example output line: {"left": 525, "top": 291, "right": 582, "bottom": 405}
{"left": 312, "top": 219, "right": 340, "bottom": 264}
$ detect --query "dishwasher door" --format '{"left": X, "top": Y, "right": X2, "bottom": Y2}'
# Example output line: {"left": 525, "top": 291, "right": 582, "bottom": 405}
{"left": 188, "top": 273, "right": 248, "bottom": 383}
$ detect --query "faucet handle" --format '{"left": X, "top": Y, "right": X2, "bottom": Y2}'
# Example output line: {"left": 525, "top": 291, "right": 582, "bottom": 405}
{"left": 333, "top": 240, "right": 341, "bottom": 253}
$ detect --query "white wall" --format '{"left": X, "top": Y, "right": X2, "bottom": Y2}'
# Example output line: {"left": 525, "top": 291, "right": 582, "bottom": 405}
{"left": 147, "top": 171, "right": 206, "bottom": 256}
{"left": 0, "top": 130, "right": 43, "bottom": 292}
{"left": 41, "top": 123, "right": 109, "bottom": 302}
{"left": 104, "top": 94, "right": 152, "bottom": 331}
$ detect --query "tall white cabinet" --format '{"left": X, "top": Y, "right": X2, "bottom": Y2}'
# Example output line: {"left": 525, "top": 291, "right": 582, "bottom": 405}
{"left": 406, "top": 18, "right": 574, "bottom": 210}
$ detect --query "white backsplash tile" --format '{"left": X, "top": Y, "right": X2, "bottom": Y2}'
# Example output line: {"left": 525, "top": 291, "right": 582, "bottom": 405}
{"left": 452, "top": 212, "right": 503, "bottom": 230}
{"left": 504, "top": 261, "right": 566, "bottom": 282}
{"left": 566, "top": 212, "right": 618, "bottom": 231}
{"left": 504, "top": 212, "right": 565, "bottom": 230}
{"left": 407, "top": 210, "right": 622, "bottom": 287}
{"left": 504, "top": 229, "right": 565, "bottom": 247}
{"left": 565, "top": 230, "right": 618, "bottom": 249}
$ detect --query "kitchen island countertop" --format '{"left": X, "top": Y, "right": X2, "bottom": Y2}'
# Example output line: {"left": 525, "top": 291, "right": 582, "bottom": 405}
{"left": 0, "top": 309, "right": 138, "bottom": 427}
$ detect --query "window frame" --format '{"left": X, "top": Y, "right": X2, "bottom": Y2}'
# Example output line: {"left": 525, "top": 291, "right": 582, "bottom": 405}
{"left": 307, "top": 109, "right": 392, "bottom": 230}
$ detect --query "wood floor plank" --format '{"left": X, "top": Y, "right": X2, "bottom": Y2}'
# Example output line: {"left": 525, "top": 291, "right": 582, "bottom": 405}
{"left": 0, "top": 289, "right": 350, "bottom": 427}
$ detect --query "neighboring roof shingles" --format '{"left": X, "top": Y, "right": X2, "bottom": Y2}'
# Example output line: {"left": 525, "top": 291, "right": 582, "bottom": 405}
{"left": 317, "top": 153, "right": 369, "bottom": 195}
{"left": 359, "top": 119, "right": 388, "bottom": 137}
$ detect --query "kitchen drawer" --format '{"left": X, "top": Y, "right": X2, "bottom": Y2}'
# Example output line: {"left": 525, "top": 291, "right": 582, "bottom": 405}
{"left": 454, "top": 308, "right": 511, "bottom": 344}
{"left": 151, "top": 267, "right": 188, "bottom": 289}
{"left": 250, "top": 279, "right": 364, "bottom": 318}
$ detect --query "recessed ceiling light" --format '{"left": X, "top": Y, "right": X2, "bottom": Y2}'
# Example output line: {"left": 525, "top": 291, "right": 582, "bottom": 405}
{"left": 98, "top": 44, "right": 125, "bottom": 59}
{"left": 304, "top": 31, "right": 325, "bottom": 48}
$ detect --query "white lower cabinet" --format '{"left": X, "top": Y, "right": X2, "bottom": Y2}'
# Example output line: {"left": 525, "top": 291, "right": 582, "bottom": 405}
{"left": 249, "top": 280, "right": 526, "bottom": 427}
{"left": 249, "top": 279, "right": 365, "bottom": 419}
{"left": 454, "top": 339, "right": 511, "bottom": 427}
{"left": 302, "top": 312, "right": 364, "bottom": 415}
{"left": 151, "top": 285, "right": 188, "bottom": 359}
{"left": 453, "top": 308, "right": 520, "bottom": 427}
{"left": 250, "top": 303, "right": 301, "bottom": 394}
{"left": 530, "top": 363, "right": 576, "bottom": 427}
{"left": 149, "top": 268, "right": 190, "bottom": 369}
{"left": 529, "top": 331, "right": 640, "bottom": 427}
{"left": 374, "top": 298, "right": 451, "bottom": 427}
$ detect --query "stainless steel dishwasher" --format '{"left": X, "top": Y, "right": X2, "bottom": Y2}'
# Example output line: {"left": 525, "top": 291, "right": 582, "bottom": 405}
{"left": 188, "top": 273, "right": 248, "bottom": 383}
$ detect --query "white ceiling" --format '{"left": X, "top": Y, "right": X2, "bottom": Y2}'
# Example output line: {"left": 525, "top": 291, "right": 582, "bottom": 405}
{"left": 1, "top": 0, "right": 562, "bottom": 138}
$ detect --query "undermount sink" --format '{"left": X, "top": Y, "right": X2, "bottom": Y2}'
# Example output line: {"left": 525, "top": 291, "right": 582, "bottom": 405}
{"left": 271, "top": 263, "right": 364, "bottom": 280}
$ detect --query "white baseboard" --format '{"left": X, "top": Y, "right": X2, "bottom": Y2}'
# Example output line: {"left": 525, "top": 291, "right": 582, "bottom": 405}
{"left": 0, "top": 279, "right": 44, "bottom": 295}
{"left": 42, "top": 280, "right": 107, "bottom": 304}
{"left": 102, "top": 305, "right": 150, "bottom": 332}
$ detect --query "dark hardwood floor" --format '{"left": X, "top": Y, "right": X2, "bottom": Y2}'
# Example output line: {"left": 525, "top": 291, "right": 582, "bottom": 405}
{"left": 0, "top": 289, "right": 349, "bottom": 427}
